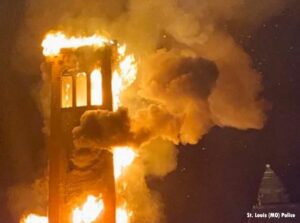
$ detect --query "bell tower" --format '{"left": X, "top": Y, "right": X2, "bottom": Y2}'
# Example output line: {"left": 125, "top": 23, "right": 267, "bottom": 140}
{"left": 44, "top": 43, "right": 117, "bottom": 223}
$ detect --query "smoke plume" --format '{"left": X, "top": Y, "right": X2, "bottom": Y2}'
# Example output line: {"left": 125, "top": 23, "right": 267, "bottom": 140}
{"left": 10, "top": 0, "right": 291, "bottom": 222}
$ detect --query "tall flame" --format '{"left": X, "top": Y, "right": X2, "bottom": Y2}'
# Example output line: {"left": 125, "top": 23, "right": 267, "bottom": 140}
{"left": 112, "top": 53, "right": 137, "bottom": 111}
{"left": 90, "top": 68, "right": 103, "bottom": 106}
{"left": 72, "top": 195, "right": 104, "bottom": 223}
{"left": 113, "top": 146, "right": 137, "bottom": 180}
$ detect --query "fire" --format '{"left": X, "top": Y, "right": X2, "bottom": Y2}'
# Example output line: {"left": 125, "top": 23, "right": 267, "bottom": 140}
{"left": 113, "top": 146, "right": 137, "bottom": 179}
{"left": 112, "top": 71, "right": 122, "bottom": 111}
{"left": 21, "top": 214, "right": 48, "bottom": 223}
{"left": 112, "top": 53, "right": 137, "bottom": 111}
{"left": 118, "top": 54, "right": 137, "bottom": 88}
{"left": 30, "top": 32, "right": 138, "bottom": 223}
{"left": 42, "top": 32, "right": 137, "bottom": 110}
{"left": 116, "top": 207, "right": 131, "bottom": 223}
{"left": 72, "top": 195, "right": 104, "bottom": 223}
{"left": 42, "top": 32, "right": 113, "bottom": 56}
{"left": 90, "top": 68, "right": 103, "bottom": 106}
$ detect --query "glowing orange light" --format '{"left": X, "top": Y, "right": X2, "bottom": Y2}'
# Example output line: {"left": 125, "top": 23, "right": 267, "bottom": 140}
{"left": 21, "top": 214, "right": 48, "bottom": 223}
{"left": 72, "top": 195, "right": 104, "bottom": 223}
{"left": 42, "top": 32, "right": 113, "bottom": 56}
{"left": 76, "top": 72, "right": 88, "bottom": 107}
{"left": 112, "top": 53, "right": 137, "bottom": 111}
{"left": 90, "top": 68, "right": 103, "bottom": 106}
{"left": 113, "top": 146, "right": 137, "bottom": 179}
{"left": 116, "top": 207, "right": 131, "bottom": 223}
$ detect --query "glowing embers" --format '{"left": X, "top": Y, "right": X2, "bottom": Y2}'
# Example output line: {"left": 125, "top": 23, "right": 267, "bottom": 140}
{"left": 21, "top": 214, "right": 48, "bottom": 223}
{"left": 72, "top": 195, "right": 104, "bottom": 223}
{"left": 42, "top": 32, "right": 113, "bottom": 56}
{"left": 90, "top": 69, "right": 103, "bottom": 106}
{"left": 113, "top": 146, "right": 137, "bottom": 179}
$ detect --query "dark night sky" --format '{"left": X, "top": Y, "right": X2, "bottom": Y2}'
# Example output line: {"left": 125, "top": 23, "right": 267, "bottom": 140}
{"left": 1, "top": 1, "right": 300, "bottom": 223}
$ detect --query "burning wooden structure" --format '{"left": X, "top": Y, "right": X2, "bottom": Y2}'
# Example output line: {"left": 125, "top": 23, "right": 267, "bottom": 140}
{"left": 44, "top": 38, "right": 118, "bottom": 223}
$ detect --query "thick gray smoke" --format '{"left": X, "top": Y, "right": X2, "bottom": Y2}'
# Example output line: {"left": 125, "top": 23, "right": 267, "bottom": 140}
{"left": 10, "top": 0, "right": 291, "bottom": 222}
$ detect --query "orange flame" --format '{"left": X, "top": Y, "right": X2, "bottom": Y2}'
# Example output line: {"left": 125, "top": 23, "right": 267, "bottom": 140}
{"left": 42, "top": 32, "right": 113, "bottom": 56}
{"left": 112, "top": 53, "right": 137, "bottom": 111}
{"left": 42, "top": 32, "right": 137, "bottom": 111}
{"left": 116, "top": 207, "right": 131, "bottom": 223}
{"left": 72, "top": 195, "right": 104, "bottom": 223}
{"left": 90, "top": 68, "right": 103, "bottom": 106}
{"left": 113, "top": 146, "right": 137, "bottom": 179}
{"left": 21, "top": 214, "right": 48, "bottom": 223}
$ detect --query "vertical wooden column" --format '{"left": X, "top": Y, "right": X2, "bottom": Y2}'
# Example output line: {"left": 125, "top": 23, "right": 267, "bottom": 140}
{"left": 48, "top": 58, "right": 65, "bottom": 223}
{"left": 99, "top": 46, "right": 116, "bottom": 223}
{"left": 101, "top": 46, "right": 113, "bottom": 111}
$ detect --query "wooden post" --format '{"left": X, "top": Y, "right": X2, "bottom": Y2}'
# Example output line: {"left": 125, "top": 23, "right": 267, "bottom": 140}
{"left": 100, "top": 46, "right": 116, "bottom": 223}
{"left": 48, "top": 58, "right": 66, "bottom": 223}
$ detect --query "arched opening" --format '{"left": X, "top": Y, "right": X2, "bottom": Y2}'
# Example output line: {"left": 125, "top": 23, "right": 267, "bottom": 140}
{"left": 90, "top": 68, "right": 103, "bottom": 106}
{"left": 61, "top": 75, "right": 73, "bottom": 108}
{"left": 76, "top": 72, "right": 87, "bottom": 107}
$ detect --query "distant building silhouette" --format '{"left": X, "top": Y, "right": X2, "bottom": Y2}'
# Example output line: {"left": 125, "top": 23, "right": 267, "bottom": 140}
{"left": 246, "top": 164, "right": 299, "bottom": 223}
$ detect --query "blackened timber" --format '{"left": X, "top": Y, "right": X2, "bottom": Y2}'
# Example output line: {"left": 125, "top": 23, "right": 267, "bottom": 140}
{"left": 48, "top": 58, "right": 66, "bottom": 223}
{"left": 101, "top": 46, "right": 113, "bottom": 111}
{"left": 99, "top": 45, "right": 116, "bottom": 223}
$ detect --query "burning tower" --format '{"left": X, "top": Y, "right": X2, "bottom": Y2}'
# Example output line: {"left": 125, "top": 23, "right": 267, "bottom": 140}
{"left": 43, "top": 33, "right": 118, "bottom": 223}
